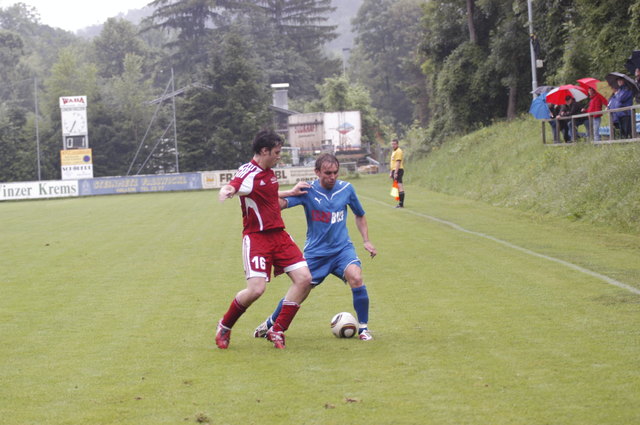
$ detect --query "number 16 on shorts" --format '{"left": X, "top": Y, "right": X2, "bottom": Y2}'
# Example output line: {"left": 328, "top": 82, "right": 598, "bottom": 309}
{"left": 252, "top": 256, "right": 266, "bottom": 271}
{"left": 242, "top": 234, "right": 270, "bottom": 280}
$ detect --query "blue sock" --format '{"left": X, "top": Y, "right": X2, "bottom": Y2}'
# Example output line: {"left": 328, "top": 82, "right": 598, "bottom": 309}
{"left": 267, "top": 298, "right": 284, "bottom": 328}
{"left": 351, "top": 285, "right": 369, "bottom": 327}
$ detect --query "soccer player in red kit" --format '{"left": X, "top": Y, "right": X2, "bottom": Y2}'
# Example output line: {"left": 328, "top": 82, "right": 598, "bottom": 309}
{"left": 215, "top": 130, "right": 312, "bottom": 349}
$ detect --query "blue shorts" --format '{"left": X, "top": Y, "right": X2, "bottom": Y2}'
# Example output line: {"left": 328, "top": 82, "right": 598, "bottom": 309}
{"left": 306, "top": 245, "right": 361, "bottom": 285}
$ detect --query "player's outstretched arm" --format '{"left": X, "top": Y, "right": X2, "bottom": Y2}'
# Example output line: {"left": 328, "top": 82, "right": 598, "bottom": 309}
{"left": 355, "top": 215, "right": 377, "bottom": 258}
{"left": 218, "top": 184, "right": 236, "bottom": 202}
{"left": 278, "top": 181, "right": 310, "bottom": 198}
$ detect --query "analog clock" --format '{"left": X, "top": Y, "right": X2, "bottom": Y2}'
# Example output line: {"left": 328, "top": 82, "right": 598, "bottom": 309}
{"left": 62, "top": 110, "right": 87, "bottom": 135}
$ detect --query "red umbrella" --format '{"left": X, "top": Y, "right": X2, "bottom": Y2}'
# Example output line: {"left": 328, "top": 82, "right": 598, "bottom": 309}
{"left": 545, "top": 84, "right": 588, "bottom": 105}
{"left": 577, "top": 78, "right": 608, "bottom": 106}
{"left": 576, "top": 77, "right": 600, "bottom": 91}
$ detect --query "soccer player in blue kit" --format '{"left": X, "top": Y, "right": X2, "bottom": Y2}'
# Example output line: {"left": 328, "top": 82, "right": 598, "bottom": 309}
{"left": 254, "top": 153, "right": 378, "bottom": 340}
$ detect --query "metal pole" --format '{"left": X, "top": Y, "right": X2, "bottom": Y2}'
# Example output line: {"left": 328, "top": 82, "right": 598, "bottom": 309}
{"left": 171, "top": 67, "right": 179, "bottom": 173}
{"left": 527, "top": 0, "right": 538, "bottom": 95}
{"left": 127, "top": 77, "right": 173, "bottom": 176}
{"left": 342, "top": 48, "right": 350, "bottom": 76}
{"left": 34, "top": 77, "right": 41, "bottom": 180}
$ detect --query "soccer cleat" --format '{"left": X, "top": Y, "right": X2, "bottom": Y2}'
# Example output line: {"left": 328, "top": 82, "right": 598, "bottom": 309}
{"left": 253, "top": 318, "right": 270, "bottom": 338}
{"left": 358, "top": 329, "right": 373, "bottom": 341}
{"left": 266, "top": 328, "right": 286, "bottom": 349}
{"left": 394, "top": 204, "right": 403, "bottom": 208}
{"left": 215, "top": 320, "right": 232, "bottom": 349}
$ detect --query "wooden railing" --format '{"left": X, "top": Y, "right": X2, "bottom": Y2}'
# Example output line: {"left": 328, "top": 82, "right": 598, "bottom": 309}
{"left": 540, "top": 104, "right": 640, "bottom": 145}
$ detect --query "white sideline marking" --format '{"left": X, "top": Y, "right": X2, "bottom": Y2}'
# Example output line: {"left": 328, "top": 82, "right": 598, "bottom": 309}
{"left": 368, "top": 198, "right": 640, "bottom": 296}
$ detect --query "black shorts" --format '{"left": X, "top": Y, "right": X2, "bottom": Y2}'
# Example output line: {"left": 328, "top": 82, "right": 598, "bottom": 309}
{"left": 395, "top": 169, "right": 404, "bottom": 183}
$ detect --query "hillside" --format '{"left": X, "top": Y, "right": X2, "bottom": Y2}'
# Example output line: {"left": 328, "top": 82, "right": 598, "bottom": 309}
{"left": 405, "top": 117, "right": 640, "bottom": 234}
{"left": 77, "top": 0, "right": 364, "bottom": 48}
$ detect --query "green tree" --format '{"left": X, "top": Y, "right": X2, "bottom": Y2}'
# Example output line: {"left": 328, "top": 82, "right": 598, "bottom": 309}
{"left": 0, "top": 30, "right": 27, "bottom": 101}
{"left": 428, "top": 42, "right": 491, "bottom": 138}
{"left": 143, "top": 0, "right": 233, "bottom": 73}
{"left": 574, "top": 0, "right": 636, "bottom": 77}
{"left": 530, "top": 0, "right": 577, "bottom": 85}
{"left": 629, "top": 1, "right": 640, "bottom": 50}
{"left": 94, "top": 54, "right": 154, "bottom": 176}
{"left": 0, "top": 103, "right": 33, "bottom": 182}
{"left": 0, "top": 29, "right": 38, "bottom": 183}
{"left": 417, "top": 0, "right": 540, "bottom": 140}
{"left": 484, "top": 0, "right": 534, "bottom": 119}
{"left": 248, "top": 0, "right": 337, "bottom": 51}
{"left": 0, "top": 2, "right": 80, "bottom": 80}
{"left": 93, "top": 18, "right": 147, "bottom": 78}
{"left": 43, "top": 48, "right": 99, "bottom": 117}
{"left": 237, "top": 0, "right": 340, "bottom": 99}
{"left": 351, "top": 0, "right": 426, "bottom": 127}
{"left": 0, "top": 2, "right": 40, "bottom": 35}
{"left": 178, "top": 28, "right": 271, "bottom": 171}
{"left": 0, "top": 5, "right": 55, "bottom": 182}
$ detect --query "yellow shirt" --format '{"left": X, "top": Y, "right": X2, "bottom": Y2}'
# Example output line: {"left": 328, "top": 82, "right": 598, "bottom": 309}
{"left": 391, "top": 147, "right": 404, "bottom": 170}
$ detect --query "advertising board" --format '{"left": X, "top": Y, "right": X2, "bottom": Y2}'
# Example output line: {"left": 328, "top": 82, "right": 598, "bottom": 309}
{"left": 0, "top": 180, "right": 78, "bottom": 201}
{"left": 78, "top": 173, "right": 202, "bottom": 196}
{"left": 61, "top": 149, "right": 94, "bottom": 180}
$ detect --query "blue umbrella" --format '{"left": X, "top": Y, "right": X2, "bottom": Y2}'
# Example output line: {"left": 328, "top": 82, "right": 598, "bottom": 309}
{"left": 531, "top": 85, "right": 556, "bottom": 96}
{"left": 529, "top": 93, "right": 551, "bottom": 119}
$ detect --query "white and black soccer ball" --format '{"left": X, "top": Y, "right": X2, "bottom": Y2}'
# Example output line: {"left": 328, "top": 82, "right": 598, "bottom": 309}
{"left": 330, "top": 312, "right": 358, "bottom": 338}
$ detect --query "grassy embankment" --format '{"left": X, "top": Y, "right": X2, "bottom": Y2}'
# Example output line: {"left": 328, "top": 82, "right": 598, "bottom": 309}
{"left": 406, "top": 116, "right": 640, "bottom": 234}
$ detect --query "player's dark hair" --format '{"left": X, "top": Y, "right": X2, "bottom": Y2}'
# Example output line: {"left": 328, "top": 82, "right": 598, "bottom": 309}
{"left": 315, "top": 153, "right": 340, "bottom": 171}
{"left": 252, "top": 129, "right": 283, "bottom": 154}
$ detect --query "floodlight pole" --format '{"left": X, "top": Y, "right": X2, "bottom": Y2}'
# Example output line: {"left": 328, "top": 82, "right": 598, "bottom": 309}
{"left": 34, "top": 77, "right": 41, "bottom": 181}
{"left": 171, "top": 67, "right": 179, "bottom": 173}
{"left": 528, "top": 0, "right": 538, "bottom": 96}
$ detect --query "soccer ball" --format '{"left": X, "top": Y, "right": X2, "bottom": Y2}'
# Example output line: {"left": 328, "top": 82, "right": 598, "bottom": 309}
{"left": 330, "top": 312, "right": 358, "bottom": 338}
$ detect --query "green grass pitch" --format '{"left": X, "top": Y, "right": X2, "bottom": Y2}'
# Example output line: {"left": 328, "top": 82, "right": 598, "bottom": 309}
{"left": 1, "top": 174, "right": 639, "bottom": 424}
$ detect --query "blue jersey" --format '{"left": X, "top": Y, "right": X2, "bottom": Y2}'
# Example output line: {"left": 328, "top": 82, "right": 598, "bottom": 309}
{"left": 285, "top": 179, "right": 365, "bottom": 259}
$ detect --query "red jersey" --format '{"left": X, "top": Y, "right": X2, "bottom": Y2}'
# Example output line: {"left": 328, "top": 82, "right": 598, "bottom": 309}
{"left": 229, "top": 160, "right": 285, "bottom": 235}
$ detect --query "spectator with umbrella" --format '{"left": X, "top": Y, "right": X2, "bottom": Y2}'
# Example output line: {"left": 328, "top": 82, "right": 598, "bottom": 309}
{"left": 529, "top": 92, "right": 560, "bottom": 143}
{"left": 608, "top": 85, "right": 621, "bottom": 138}
{"left": 624, "top": 50, "right": 640, "bottom": 74}
{"left": 606, "top": 73, "right": 635, "bottom": 138}
{"left": 577, "top": 78, "right": 607, "bottom": 141}
{"left": 624, "top": 50, "right": 640, "bottom": 102}
{"left": 546, "top": 85, "right": 588, "bottom": 142}
{"left": 529, "top": 92, "right": 552, "bottom": 119}
{"left": 635, "top": 68, "right": 640, "bottom": 103}
{"left": 559, "top": 95, "right": 584, "bottom": 142}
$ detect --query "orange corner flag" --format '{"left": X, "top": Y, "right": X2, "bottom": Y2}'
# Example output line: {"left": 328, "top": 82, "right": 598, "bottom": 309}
{"left": 390, "top": 180, "right": 399, "bottom": 200}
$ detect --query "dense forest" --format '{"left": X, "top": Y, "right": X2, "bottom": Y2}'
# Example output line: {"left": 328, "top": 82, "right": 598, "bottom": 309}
{"left": 1, "top": 0, "right": 639, "bottom": 182}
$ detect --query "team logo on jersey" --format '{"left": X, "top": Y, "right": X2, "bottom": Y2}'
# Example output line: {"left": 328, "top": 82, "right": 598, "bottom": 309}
{"left": 260, "top": 180, "right": 266, "bottom": 186}
{"left": 311, "top": 210, "right": 344, "bottom": 224}
{"left": 312, "top": 210, "right": 331, "bottom": 223}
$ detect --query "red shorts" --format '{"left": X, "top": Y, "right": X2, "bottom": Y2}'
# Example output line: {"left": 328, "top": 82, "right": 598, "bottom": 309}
{"left": 242, "top": 229, "right": 307, "bottom": 282}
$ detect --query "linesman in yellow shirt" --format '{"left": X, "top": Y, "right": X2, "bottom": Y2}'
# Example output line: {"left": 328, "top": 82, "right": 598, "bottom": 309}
{"left": 389, "top": 138, "right": 405, "bottom": 208}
